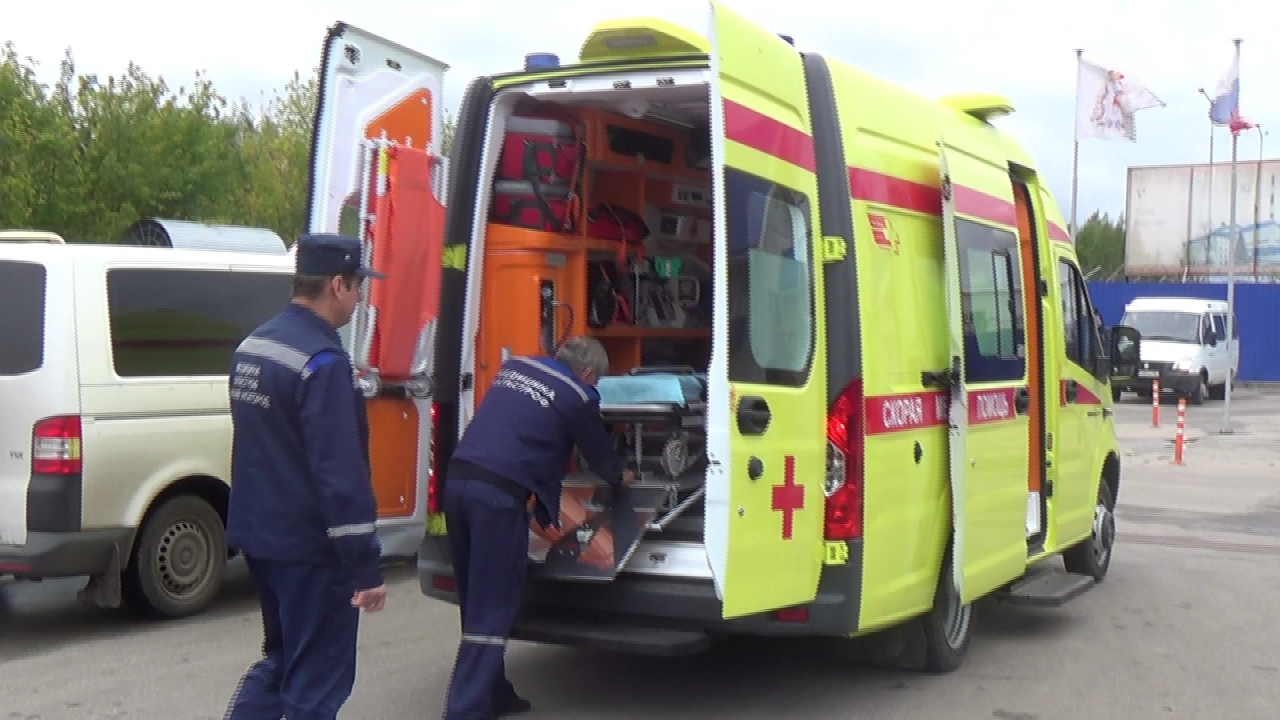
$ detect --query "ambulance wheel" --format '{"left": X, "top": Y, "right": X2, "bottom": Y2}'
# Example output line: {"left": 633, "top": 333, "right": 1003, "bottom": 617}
{"left": 1063, "top": 479, "right": 1115, "bottom": 582}
{"left": 918, "top": 554, "right": 973, "bottom": 673}
{"left": 122, "top": 494, "right": 227, "bottom": 619}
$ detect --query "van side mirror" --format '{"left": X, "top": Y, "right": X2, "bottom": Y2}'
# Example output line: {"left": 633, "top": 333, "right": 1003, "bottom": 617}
{"left": 1206, "top": 330, "right": 1218, "bottom": 347}
{"left": 1109, "top": 325, "right": 1141, "bottom": 381}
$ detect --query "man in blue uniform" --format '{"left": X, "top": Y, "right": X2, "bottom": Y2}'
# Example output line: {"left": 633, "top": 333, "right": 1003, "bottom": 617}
{"left": 441, "top": 337, "right": 634, "bottom": 720}
{"left": 223, "top": 234, "right": 388, "bottom": 720}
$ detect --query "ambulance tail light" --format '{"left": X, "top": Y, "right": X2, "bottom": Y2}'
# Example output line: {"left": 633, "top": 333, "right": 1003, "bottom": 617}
{"left": 32, "top": 415, "right": 82, "bottom": 475}
{"left": 824, "top": 379, "right": 864, "bottom": 541}
{"left": 426, "top": 402, "right": 441, "bottom": 513}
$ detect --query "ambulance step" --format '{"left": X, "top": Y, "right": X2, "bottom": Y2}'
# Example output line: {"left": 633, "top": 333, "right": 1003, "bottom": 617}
{"left": 511, "top": 616, "right": 711, "bottom": 656}
{"left": 997, "top": 570, "right": 1096, "bottom": 607}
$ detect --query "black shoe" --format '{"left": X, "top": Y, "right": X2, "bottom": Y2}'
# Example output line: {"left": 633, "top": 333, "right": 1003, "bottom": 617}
{"left": 495, "top": 695, "right": 532, "bottom": 717}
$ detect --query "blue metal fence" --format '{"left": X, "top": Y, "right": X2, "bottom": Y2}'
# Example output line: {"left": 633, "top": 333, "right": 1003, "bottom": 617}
{"left": 1086, "top": 281, "right": 1280, "bottom": 382}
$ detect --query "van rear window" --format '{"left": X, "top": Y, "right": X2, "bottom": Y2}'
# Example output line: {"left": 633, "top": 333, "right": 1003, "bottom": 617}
{"left": 0, "top": 261, "right": 47, "bottom": 375}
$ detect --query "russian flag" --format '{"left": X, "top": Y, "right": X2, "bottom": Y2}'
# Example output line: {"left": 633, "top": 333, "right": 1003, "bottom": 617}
{"left": 1209, "top": 54, "right": 1254, "bottom": 135}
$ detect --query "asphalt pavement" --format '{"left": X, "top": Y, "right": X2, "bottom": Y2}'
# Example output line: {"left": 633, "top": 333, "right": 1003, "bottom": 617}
{"left": 3, "top": 387, "right": 1280, "bottom": 720}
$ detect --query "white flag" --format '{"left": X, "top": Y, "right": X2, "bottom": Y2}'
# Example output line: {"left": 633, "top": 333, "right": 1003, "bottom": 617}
{"left": 1075, "top": 57, "right": 1166, "bottom": 141}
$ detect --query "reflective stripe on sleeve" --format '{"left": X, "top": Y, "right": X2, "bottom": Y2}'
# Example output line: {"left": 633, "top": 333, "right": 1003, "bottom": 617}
{"left": 326, "top": 522, "right": 377, "bottom": 538}
{"left": 461, "top": 633, "right": 508, "bottom": 647}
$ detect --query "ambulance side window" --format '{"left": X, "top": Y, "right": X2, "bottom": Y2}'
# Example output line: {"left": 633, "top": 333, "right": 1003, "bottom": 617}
{"left": 957, "top": 219, "right": 1025, "bottom": 382}
{"left": 724, "top": 167, "right": 815, "bottom": 386}
{"left": 1059, "top": 259, "right": 1103, "bottom": 376}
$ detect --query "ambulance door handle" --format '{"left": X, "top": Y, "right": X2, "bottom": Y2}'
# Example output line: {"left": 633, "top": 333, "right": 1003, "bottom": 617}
{"left": 1014, "top": 387, "right": 1031, "bottom": 415}
{"left": 736, "top": 396, "right": 772, "bottom": 435}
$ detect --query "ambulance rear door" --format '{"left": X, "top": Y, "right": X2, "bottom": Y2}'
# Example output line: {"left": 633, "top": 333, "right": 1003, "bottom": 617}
{"left": 307, "top": 22, "right": 449, "bottom": 555}
{"left": 936, "top": 138, "right": 1032, "bottom": 604}
{"left": 705, "top": 1, "right": 828, "bottom": 619}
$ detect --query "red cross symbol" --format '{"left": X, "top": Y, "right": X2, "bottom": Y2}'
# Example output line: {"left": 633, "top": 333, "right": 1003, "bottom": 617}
{"left": 771, "top": 455, "right": 804, "bottom": 540}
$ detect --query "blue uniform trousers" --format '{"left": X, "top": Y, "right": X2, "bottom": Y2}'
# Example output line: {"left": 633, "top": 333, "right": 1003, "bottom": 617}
{"left": 442, "top": 475, "right": 532, "bottom": 720}
{"left": 225, "top": 557, "right": 360, "bottom": 720}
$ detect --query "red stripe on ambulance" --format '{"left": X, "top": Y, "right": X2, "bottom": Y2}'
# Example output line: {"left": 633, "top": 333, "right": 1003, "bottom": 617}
{"left": 721, "top": 105, "right": 1073, "bottom": 243}
{"left": 722, "top": 99, "right": 817, "bottom": 172}
{"left": 864, "top": 388, "right": 1020, "bottom": 435}
{"left": 1048, "top": 222, "right": 1072, "bottom": 244}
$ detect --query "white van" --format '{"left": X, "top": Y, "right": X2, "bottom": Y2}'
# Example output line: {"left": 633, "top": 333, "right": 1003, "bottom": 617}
{"left": 1112, "top": 297, "right": 1238, "bottom": 404}
{"left": 0, "top": 233, "right": 294, "bottom": 618}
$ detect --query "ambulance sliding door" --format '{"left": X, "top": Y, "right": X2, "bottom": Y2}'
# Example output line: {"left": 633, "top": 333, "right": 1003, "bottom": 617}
{"left": 705, "top": 1, "right": 827, "bottom": 619}
{"left": 937, "top": 139, "right": 1032, "bottom": 603}
{"left": 307, "top": 22, "right": 449, "bottom": 557}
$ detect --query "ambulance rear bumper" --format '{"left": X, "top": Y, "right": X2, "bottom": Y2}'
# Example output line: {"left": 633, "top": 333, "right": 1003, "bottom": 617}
{"left": 418, "top": 535, "right": 864, "bottom": 651}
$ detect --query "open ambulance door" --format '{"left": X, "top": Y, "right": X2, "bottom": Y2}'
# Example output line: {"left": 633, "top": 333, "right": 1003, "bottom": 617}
{"left": 705, "top": 1, "right": 827, "bottom": 620}
{"left": 306, "top": 22, "right": 449, "bottom": 557}
{"left": 937, "top": 138, "right": 1033, "bottom": 604}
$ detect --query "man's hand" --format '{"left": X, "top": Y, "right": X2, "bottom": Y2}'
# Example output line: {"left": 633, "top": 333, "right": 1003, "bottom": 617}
{"left": 351, "top": 584, "right": 388, "bottom": 613}
{"left": 620, "top": 469, "right": 636, "bottom": 486}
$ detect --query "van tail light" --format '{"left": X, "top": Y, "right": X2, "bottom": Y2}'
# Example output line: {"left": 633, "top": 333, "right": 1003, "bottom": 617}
{"left": 824, "top": 379, "right": 864, "bottom": 540}
{"left": 33, "top": 416, "right": 82, "bottom": 475}
{"left": 426, "top": 403, "right": 441, "bottom": 513}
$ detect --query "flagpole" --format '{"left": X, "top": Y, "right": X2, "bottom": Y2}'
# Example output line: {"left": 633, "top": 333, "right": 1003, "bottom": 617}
{"left": 1070, "top": 48, "right": 1083, "bottom": 236}
{"left": 1221, "top": 37, "right": 1242, "bottom": 435}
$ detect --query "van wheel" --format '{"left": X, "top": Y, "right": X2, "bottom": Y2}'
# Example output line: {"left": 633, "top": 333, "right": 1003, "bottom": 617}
{"left": 859, "top": 552, "right": 974, "bottom": 673}
{"left": 918, "top": 553, "right": 974, "bottom": 672}
{"left": 1188, "top": 374, "right": 1207, "bottom": 405}
{"left": 1063, "top": 480, "right": 1115, "bottom": 582}
{"left": 122, "top": 495, "right": 226, "bottom": 619}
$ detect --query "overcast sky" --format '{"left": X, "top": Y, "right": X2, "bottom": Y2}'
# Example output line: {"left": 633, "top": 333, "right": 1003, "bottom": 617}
{"left": 7, "top": 0, "right": 1277, "bottom": 226}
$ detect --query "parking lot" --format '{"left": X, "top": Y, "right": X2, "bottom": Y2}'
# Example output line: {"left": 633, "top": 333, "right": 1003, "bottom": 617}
{"left": 4, "top": 388, "right": 1280, "bottom": 720}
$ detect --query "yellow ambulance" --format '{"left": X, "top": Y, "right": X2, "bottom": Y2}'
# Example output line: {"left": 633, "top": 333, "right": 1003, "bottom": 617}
{"left": 306, "top": 4, "right": 1144, "bottom": 671}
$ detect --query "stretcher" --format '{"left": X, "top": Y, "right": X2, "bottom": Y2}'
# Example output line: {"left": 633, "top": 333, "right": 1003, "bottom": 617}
{"left": 527, "top": 368, "right": 708, "bottom": 581}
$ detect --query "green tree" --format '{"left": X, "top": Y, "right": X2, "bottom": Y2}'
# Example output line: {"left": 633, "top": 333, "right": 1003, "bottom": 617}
{"left": 442, "top": 107, "right": 455, "bottom": 158}
{"left": 0, "top": 43, "right": 82, "bottom": 234}
{"left": 1075, "top": 211, "right": 1125, "bottom": 278}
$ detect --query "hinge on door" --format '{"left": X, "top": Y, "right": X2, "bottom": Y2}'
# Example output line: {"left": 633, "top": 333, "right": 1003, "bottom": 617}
{"left": 921, "top": 368, "right": 957, "bottom": 388}
{"left": 1045, "top": 480, "right": 1055, "bottom": 498}
{"left": 460, "top": 373, "right": 474, "bottom": 390}
{"left": 1038, "top": 279, "right": 1049, "bottom": 297}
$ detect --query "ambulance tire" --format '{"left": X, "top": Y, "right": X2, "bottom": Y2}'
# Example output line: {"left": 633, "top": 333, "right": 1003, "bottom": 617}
{"left": 1062, "top": 479, "right": 1115, "bottom": 582}
{"left": 122, "top": 494, "right": 227, "bottom": 619}
{"left": 917, "top": 553, "right": 973, "bottom": 673}
{"left": 862, "top": 551, "right": 972, "bottom": 673}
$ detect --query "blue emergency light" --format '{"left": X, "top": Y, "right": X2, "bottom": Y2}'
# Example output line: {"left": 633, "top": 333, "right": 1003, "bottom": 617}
{"left": 525, "top": 53, "right": 561, "bottom": 71}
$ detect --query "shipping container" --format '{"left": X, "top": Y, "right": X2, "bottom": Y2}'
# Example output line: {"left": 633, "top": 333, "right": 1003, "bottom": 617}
{"left": 1124, "top": 160, "right": 1280, "bottom": 278}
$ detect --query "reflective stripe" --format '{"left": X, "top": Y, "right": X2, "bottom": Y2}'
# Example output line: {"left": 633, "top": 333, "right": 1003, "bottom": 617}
{"left": 461, "top": 633, "right": 508, "bottom": 647}
{"left": 237, "top": 336, "right": 310, "bottom": 374}
{"left": 326, "top": 522, "right": 376, "bottom": 538}
{"left": 512, "top": 357, "right": 589, "bottom": 403}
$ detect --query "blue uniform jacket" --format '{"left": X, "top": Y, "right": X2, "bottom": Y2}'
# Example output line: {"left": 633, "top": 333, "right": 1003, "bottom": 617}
{"left": 225, "top": 303, "right": 383, "bottom": 591}
{"left": 448, "top": 355, "right": 624, "bottom": 528}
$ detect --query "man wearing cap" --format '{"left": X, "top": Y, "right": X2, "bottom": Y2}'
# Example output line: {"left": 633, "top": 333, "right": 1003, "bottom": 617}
{"left": 223, "top": 234, "right": 388, "bottom": 720}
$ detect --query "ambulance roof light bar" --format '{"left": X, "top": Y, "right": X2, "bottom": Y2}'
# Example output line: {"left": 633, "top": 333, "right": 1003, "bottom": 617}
{"left": 939, "top": 93, "right": 1016, "bottom": 123}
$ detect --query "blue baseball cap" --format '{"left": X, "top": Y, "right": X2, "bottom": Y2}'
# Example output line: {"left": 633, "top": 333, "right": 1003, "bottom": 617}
{"left": 294, "top": 233, "right": 386, "bottom": 279}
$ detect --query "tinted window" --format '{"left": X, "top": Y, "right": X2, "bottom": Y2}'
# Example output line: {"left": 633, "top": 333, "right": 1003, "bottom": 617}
{"left": 107, "top": 269, "right": 292, "bottom": 377}
{"left": 0, "top": 261, "right": 46, "bottom": 375}
{"left": 724, "top": 167, "right": 815, "bottom": 386}
{"left": 958, "top": 220, "right": 1025, "bottom": 382}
